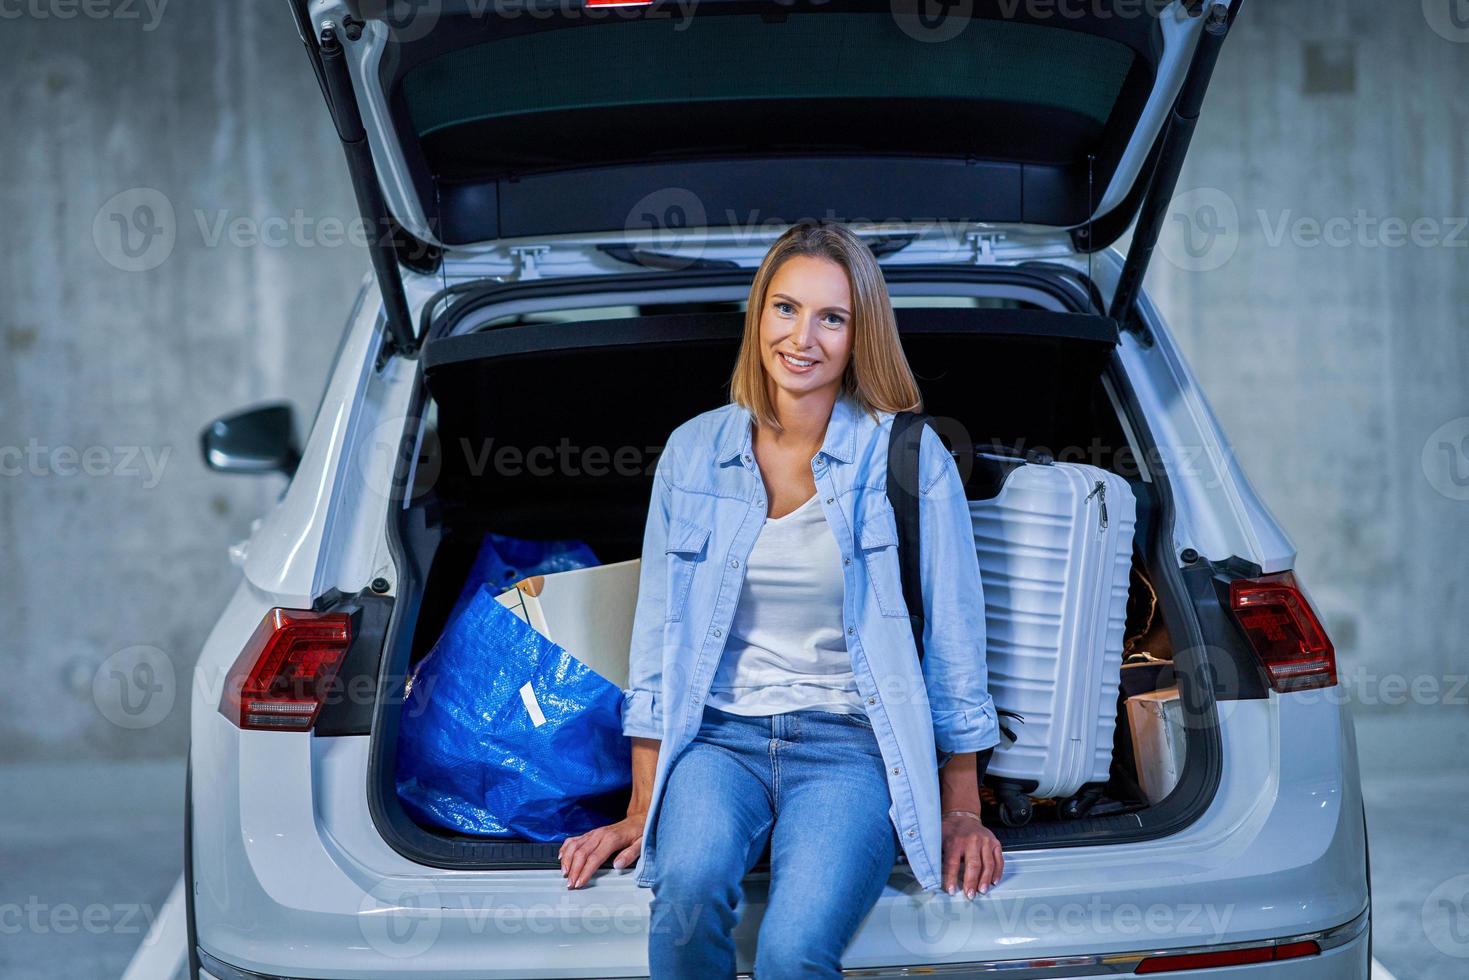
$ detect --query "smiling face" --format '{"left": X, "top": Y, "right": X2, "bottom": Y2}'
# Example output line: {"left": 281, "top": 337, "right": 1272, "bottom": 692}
{"left": 757, "top": 254, "right": 855, "bottom": 400}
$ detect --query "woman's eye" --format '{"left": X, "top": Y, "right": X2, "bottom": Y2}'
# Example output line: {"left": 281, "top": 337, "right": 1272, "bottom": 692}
{"left": 774, "top": 302, "right": 794, "bottom": 316}
{"left": 823, "top": 314, "right": 846, "bottom": 327}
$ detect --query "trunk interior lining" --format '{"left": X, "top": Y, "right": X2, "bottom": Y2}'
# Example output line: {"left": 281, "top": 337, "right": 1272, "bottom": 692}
{"left": 367, "top": 288, "right": 1214, "bottom": 868}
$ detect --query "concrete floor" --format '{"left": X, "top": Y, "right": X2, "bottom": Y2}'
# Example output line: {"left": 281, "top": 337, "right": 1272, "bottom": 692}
{"left": 2, "top": 714, "right": 1465, "bottom": 980}
{"left": 0, "top": 761, "right": 184, "bottom": 980}
{"left": 1362, "top": 768, "right": 1469, "bottom": 979}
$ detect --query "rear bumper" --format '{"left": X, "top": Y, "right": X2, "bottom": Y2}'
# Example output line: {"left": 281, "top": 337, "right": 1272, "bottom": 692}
{"left": 190, "top": 687, "right": 1368, "bottom": 979}
{"left": 197, "top": 909, "right": 1368, "bottom": 979}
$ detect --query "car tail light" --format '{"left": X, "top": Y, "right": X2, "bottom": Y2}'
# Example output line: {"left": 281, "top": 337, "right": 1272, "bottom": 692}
{"left": 219, "top": 608, "right": 352, "bottom": 731}
{"left": 1228, "top": 570, "right": 1337, "bottom": 692}
{"left": 1134, "top": 938, "right": 1320, "bottom": 973}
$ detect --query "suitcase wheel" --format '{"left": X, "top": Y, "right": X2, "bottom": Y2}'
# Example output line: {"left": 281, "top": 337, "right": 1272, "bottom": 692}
{"left": 1059, "top": 786, "right": 1105, "bottom": 821}
{"left": 995, "top": 789, "right": 1033, "bottom": 828}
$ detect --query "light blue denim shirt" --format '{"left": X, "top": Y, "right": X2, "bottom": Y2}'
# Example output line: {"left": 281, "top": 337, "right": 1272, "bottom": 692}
{"left": 623, "top": 389, "right": 1000, "bottom": 894}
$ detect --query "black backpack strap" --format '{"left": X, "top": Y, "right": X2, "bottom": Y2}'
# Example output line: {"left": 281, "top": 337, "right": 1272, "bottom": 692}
{"left": 889, "top": 409, "right": 996, "bottom": 785}
{"left": 887, "top": 410, "right": 932, "bottom": 664}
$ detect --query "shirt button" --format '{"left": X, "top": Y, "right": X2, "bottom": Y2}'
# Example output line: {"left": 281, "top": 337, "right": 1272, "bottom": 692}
{"left": 712, "top": 627, "right": 722, "bottom": 637}
{"left": 729, "top": 559, "right": 739, "bottom": 568}
{"left": 906, "top": 828, "right": 917, "bottom": 839}
{"left": 847, "top": 627, "right": 855, "bottom": 636}
{"left": 891, "top": 766, "right": 902, "bottom": 776}
{"left": 843, "top": 557, "right": 851, "bottom": 566}
{"left": 743, "top": 453, "right": 751, "bottom": 462}
{"left": 866, "top": 696, "right": 876, "bottom": 706}
{"left": 825, "top": 497, "right": 834, "bottom": 504}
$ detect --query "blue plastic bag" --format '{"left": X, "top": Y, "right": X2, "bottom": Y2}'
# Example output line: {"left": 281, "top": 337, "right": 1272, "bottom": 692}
{"left": 446, "top": 533, "right": 600, "bottom": 627}
{"left": 395, "top": 582, "right": 632, "bottom": 840}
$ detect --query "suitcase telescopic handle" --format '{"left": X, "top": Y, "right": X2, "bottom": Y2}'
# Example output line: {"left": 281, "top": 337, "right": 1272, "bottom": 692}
{"left": 972, "top": 443, "right": 1055, "bottom": 466}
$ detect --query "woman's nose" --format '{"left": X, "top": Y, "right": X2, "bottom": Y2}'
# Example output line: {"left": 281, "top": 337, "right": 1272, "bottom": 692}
{"left": 790, "top": 317, "right": 815, "bottom": 349}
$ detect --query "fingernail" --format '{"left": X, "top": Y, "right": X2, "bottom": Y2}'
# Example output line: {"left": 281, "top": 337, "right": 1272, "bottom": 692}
{"left": 965, "top": 889, "right": 975, "bottom": 900}
{"left": 947, "top": 885, "right": 957, "bottom": 895}
{"left": 979, "top": 884, "right": 989, "bottom": 895}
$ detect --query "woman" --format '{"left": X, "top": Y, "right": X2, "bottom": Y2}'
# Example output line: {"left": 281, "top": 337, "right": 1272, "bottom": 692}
{"left": 558, "top": 220, "right": 1003, "bottom": 977}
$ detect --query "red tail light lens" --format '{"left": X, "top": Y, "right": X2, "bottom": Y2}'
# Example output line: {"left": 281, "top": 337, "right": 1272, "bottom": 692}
{"left": 1135, "top": 946, "right": 1271, "bottom": 972}
{"left": 219, "top": 608, "right": 352, "bottom": 731}
{"left": 1228, "top": 571, "right": 1337, "bottom": 692}
{"left": 1135, "top": 938, "right": 1320, "bottom": 972}
{"left": 1272, "top": 940, "right": 1324, "bottom": 959}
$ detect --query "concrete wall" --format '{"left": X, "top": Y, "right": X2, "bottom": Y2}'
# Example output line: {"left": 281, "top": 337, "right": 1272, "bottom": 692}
{"left": 1144, "top": 0, "right": 1469, "bottom": 731}
{"left": 0, "top": 1, "right": 364, "bottom": 760}
{"left": 1, "top": 0, "right": 1465, "bottom": 761}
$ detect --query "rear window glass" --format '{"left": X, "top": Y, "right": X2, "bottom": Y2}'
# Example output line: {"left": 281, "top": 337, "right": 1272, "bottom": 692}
{"left": 400, "top": 12, "right": 1136, "bottom": 177}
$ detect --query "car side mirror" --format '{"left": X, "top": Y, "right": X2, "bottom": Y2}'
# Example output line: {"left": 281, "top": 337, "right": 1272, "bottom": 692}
{"left": 201, "top": 402, "right": 301, "bottom": 477}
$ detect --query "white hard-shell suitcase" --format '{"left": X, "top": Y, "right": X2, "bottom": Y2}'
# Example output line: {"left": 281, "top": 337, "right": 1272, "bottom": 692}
{"left": 966, "top": 450, "right": 1138, "bottom": 826}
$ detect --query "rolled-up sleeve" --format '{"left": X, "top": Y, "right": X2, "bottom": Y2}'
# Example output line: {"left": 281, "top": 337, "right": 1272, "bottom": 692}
{"left": 916, "top": 424, "right": 1000, "bottom": 758}
{"left": 622, "top": 450, "right": 673, "bottom": 740}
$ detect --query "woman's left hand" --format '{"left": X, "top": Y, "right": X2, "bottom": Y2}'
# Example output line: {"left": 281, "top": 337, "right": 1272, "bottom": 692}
{"left": 941, "top": 810, "right": 1004, "bottom": 898}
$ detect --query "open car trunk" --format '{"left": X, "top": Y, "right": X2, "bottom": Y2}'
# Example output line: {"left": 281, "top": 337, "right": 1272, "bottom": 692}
{"left": 364, "top": 279, "right": 1214, "bottom": 871}
{"left": 289, "top": 0, "right": 1241, "bottom": 356}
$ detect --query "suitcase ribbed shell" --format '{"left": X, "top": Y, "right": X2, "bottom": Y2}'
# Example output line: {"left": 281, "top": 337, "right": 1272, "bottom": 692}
{"left": 969, "top": 459, "right": 1137, "bottom": 799}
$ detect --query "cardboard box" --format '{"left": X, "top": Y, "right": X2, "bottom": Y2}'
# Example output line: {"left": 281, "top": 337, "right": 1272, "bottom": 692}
{"left": 495, "top": 559, "right": 640, "bottom": 689}
{"left": 1126, "top": 687, "right": 1186, "bottom": 805}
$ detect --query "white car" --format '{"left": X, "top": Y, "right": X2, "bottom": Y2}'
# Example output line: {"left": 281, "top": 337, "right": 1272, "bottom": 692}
{"left": 186, "top": 1, "right": 1369, "bottom": 977}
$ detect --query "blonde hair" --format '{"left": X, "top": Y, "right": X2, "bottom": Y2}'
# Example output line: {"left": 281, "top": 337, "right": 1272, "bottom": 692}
{"left": 729, "top": 220, "right": 922, "bottom": 431}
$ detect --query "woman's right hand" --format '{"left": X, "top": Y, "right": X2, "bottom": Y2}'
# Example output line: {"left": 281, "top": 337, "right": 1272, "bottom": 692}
{"left": 559, "top": 811, "right": 646, "bottom": 889}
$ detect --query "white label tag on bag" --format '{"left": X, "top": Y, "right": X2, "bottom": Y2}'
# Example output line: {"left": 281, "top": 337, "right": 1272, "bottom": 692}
{"left": 519, "top": 682, "right": 547, "bottom": 728}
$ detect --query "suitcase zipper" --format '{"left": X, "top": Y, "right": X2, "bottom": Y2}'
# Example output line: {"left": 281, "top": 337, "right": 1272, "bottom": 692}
{"left": 1064, "top": 473, "right": 1112, "bottom": 795}
{"left": 1086, "top": 480, "right": 1109, "bottom": 532}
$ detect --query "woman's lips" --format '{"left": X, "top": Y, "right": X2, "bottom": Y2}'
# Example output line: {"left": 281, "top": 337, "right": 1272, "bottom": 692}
{"left": 777, "top": 351, "right": 819, "bottom": 373}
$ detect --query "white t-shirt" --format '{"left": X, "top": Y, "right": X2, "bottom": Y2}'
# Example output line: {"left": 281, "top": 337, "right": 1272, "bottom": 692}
{"left": 705, "top": 492, "right": 866, "bottom": 716}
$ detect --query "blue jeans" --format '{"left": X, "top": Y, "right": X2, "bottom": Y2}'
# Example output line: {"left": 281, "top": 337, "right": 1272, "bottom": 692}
{"left": 648, "top": 705, "right": 898, "bottom": 979}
